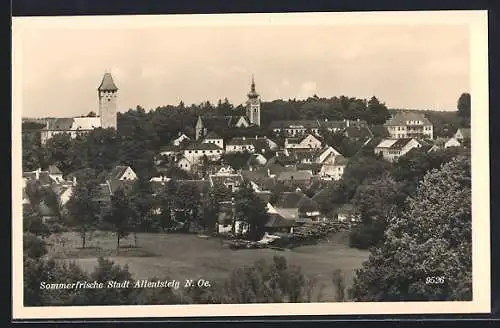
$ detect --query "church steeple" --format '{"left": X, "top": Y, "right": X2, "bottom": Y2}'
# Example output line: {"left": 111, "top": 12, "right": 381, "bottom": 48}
{"left": 247, "top": 75, "right": 259, "bottom": 98}
{"left": 246, "top": 75, "right": 261, "bottom": 126}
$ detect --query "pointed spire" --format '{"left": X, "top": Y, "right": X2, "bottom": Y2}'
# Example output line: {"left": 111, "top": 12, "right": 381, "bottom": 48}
{"left": 98, "top": 71, "right": 118, "bottom": 92}
{"left": 247, "top": 74, "right": 259, "bottom": 98}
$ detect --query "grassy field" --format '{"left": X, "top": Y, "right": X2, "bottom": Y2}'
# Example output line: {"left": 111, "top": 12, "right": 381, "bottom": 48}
{"left": 45, "top": 231, "right": 369, "bottom": 302}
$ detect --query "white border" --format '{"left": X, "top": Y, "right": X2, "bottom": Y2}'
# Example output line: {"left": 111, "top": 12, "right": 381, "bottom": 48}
{"left": 12, "top": 10, "right": 490, "bottom": 319}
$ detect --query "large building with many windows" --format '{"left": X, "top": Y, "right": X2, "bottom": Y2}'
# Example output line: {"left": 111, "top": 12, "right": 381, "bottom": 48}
{"left": 384, "top": 112, "right": 433, "bottom": 140}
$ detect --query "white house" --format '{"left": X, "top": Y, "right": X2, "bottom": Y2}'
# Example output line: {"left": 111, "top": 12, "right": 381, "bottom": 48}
{"left": 183, "top": 142, "right": 224, "bottom": 164}
{"left": 284, "top": 134, "right": 322, "bottom": 150}
{"left": 384, "top": 112, "right": 434, "bottom": 140}
{"left": 444, "top": 137, "right": 462, "bottom": 148}
{"left": 319, "top": 155, "right": 348, "bottom": 181}
{"left": 225, "top": 137, "right": 256, "bottom": 153}
{"left": 107, "top": 165, "right": 138, "bottom": 181}
{"left": 202, "top": 131, "right": 224, "bottom": 149}
{"left": 172, "top": 133, "right": 190, "bottom": 146}
{"left": 454, "top": 128, "right": 471, "bottom": 141}
{"left": 177, "top": 156, "right": 193, "bottom": 171}
{"left": 374, "top": 138, "right": 424, "bottom": 162}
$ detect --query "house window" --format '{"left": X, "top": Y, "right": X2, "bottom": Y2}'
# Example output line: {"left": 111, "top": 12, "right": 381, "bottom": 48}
{"left": 195, "top": 151, "right": 198, "bottom": 154}
{"left": 188, "top": 151, "right": 192, "bottom": 154}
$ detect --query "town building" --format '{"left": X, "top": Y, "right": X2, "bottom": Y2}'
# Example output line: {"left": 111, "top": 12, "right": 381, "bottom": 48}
{"left": 374, "top": 138, "right": 425, "bottom": 162}
{"left": 40, "top": 72, "right": 119, "bottom": 145}
{"left": 246, "top": 76, "right": 261, "bottom": 126}
{"left": 284, "top": 134, "right": 322, "bottom": 149}
{"left": 384, "top": 112, "right": 434, "bottom": 140}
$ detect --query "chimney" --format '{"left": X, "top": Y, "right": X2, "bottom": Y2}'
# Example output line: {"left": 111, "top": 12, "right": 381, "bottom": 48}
{"left": 72, "top": 176, "right": 77, "bottom": 186}
{"left": 255, "top": 135, "right": 258, "bottom": 139}
{"left": 346, "top": 120, "right": 350, "bottom": 128}
{"left": 242, "top": 136, "right": 245, "bottom": 140}
{"left": 35, "top": 168, "right": 40, "bottom": 180}
{"left": 324, "top": 118, "right": 328, "bottom": 122}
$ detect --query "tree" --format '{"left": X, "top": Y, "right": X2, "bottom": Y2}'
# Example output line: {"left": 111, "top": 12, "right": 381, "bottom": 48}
{"left": 365, "top": 96, "right": 390, "bottom": 125}
{"left": 175, "top": 183, "right": 201, "bottom": 232}
{"left": 332, "top": 269, "right": 346, "bottom": 302}
{"left": 44, "top": 133, "right": 73, "bottom": 174}
{"left": 234, "top": 183, "right": 269, "bottom": 241}
{"left": 103, "top": 189, "right": 134, "bottom": 253}
{"left": 457, "top": 92, "right": 471, "bottom": 125}
{"left": 349, "top": 174, "right": 406, "bottom": 249}
{"left": 158, "top": 180, "right": 179, "bottom": 230}
{"left": 66, "top": 182, "right": 100, "bottom": 248}
{"left": 128, "top": 177, "right": 154, "bottom": 246}
{"left": 87, "top": 111, "right": 97, "bottom": 117}
{"left": 22, "top": 132, "right": 45, "bottom": 171}
{"left": 200, "top": 184, "right": 230, "bottom": 234}
{"left": 349, "top": 155, "right": 471, "bottom": 301}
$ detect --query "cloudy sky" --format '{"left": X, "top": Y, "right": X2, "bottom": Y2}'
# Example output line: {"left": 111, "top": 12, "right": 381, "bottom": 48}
{"left": 14, "top": 14, "right": 470, "bottom": 118}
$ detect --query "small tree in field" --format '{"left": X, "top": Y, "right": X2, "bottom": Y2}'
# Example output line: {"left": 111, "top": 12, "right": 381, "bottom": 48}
{"left": 66, "top": 183, "right": 100, "bottom": 248}
{"left": 103, "top": 189, "right": 134, "bottom": 253}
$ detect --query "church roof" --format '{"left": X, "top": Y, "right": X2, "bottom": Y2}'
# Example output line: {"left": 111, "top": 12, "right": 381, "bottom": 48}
{"left": 98, "top": 72, "right": 118, "bottom": 92}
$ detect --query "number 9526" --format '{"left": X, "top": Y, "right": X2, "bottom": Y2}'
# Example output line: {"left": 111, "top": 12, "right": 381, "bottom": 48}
{"left": 426, "top": 276, "right": 445, "bottom": 284}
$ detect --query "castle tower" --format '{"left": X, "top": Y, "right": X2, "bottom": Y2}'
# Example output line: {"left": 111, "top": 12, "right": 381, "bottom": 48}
{"left": 246, "top": 75, "right": 261, "bottom": 126}
{"left": 98, "top": 72, "right": 118, "bottom": 129}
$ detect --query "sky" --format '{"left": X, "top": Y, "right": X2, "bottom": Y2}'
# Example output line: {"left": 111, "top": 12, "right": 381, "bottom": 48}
{"left": 14, "top": 14, "right": 471, "bottom": 118}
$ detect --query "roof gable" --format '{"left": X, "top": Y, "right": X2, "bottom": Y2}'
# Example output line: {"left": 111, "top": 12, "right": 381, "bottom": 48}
{"left": 98, "top": 72, "right": 118, "bottom": 91}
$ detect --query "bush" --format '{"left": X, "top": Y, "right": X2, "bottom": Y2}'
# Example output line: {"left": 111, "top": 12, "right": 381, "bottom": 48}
{"left": 348, "top": 220, "right": 385, "bottom": 250}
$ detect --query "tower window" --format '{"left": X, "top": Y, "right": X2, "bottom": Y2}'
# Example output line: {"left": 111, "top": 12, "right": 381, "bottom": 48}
{"left": 108, "top": 98, "right": 111, "bottom": 102}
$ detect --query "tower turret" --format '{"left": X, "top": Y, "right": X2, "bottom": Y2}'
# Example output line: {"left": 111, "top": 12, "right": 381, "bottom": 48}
{"left": 98, "top": 72, "right": 118, "bottom": 129}
{"left": 246, "top": 75, "right": 261, "bottom": 126}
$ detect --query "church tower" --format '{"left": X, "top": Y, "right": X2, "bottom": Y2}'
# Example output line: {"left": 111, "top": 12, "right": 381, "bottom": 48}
{"left": 98, "top": 72, "right": 118, "bottom": 129}
{"left": 246, "top": 75, "right": 261, "bottom": 126}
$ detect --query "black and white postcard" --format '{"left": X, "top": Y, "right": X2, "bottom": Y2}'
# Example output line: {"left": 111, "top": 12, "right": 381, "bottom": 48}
{"left": 12, "top": 10, "right": 490, "bottom": 319}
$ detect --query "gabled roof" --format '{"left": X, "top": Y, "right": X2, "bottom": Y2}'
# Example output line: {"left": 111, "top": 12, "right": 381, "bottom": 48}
{"left": 384, "top": 112, "right": 432, "bottom": 126}
{"left": 184, "top": 142, "right": 223, "bottom": 151}
{"left": 107, "top": 166, "right": 132, "bottom": 180}
{"left": 265, "top": 213, "right": 294, "bottom": 228}
{"left": 343, "top": 126, "right": 373, "bottom": 139}
{"left": 277, "top": 170, "right": 313, "bottom": 182}
{"left": 319, "top": 120, "right": 346, "bottom": 130}
{"left": 273, "top": 191, "right": 310, "bottom": 209}
{"left": 72, "top": 117, "right": 101, "bottom": 130}
{"left": 209, "top": 174, "right": 244, "bottom": 190}
{"left": 268, "top": 120, "right": 320, "bottom": 129}
{"left": 48, "top": 165, "right": 62, "bottom": 175}
{"left": 389, "top": 138, "right": 417, "bottom": 150}
{"left": 98, "top": 72, "right": 118, "bottom": 91}
{"left": 45, "top": 118, "right": 75, "bottom": 131}
{"left": 227, "top": 137, "right": 255, "bottom": 146}
{"left": 204, "top": 131, "right": 222, "bottom": 140}
{"left": 457, "top": 128, "right": 471, "bottom": 139}
{"left": 375, "top": 139, "right": 399, "bottom": 149}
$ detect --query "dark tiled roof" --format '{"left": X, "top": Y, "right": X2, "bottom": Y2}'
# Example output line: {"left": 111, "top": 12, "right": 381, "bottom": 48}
{"left": 389, "top": 138, "right": 415, "bottom": 150}
{"left": 204, "top": 131, "right": 222, "bottom": 139}
{"left": 268, "top": 120, "right": 320, "bottom": 129}
{"left": 319, "top": 120, "right": 345, "bottom": 130}
{"left": 184, "top": 142, "right": 222, "bottom": 150}
{"left": 274, "top": 191, "right": 306, "bottom": 208}
{"left": 227, "top": 137, "right": 255, "bottom": 146}
{"left": 296, "top": 163, "right": 323, "bottom": 172}
{"left": 209, "top": 174, "right": 244, "bottom": 190}
{"left": 265, "top": 213, "right": 294, "bottom": 228}
{"left": 277, "top": 170, "right": 313, "bottom": 182}
{"left": 48, "top": 165, "right": 62, "bottom": 174}
{"left": 107, "top": 166, "right": 130, "bottom": 180}
{"left": 385, "top": 112, "right": 432, "bottom": 126}
{"left": 98, "top": 72, "right": 118, "bottom": 91}
{"left": 45, "top": 118, "right": 75, "bottom": 131}
{"left": 344, "top": 126, "right": 373, "bottom": 139}
{"left": 255, "top": 191, "right": 273, "bottom": 204}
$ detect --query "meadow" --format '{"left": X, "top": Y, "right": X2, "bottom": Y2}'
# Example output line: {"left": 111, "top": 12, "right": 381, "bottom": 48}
{"left": 46, "top": 231, "right": 370, "bottom": 301}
